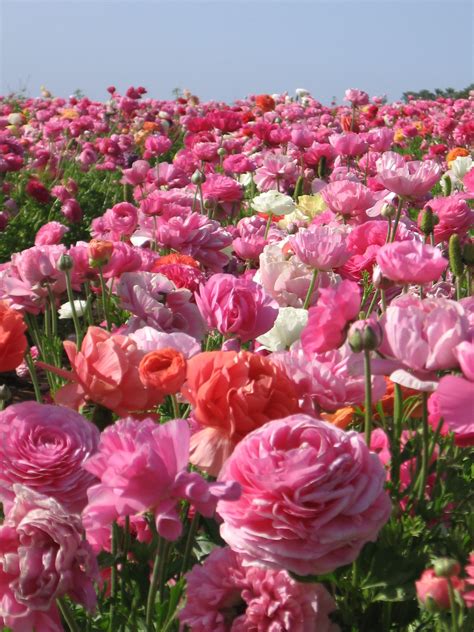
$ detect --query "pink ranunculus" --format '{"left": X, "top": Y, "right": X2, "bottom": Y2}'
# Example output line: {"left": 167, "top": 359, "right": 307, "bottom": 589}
{"left": 61, "top": 198, "right": 83, "bottom": 223}
{"left": 201, "top": 174, "right": 243, "bottom": 203}
{"left": 422, "top": 194, "right": 474, "bottom": 244}
{"left": 428, "top": 376, "right": 474, "bottom": 447}
{"left": 301, "top": 280, "right": 360, "bottom": 354}
{"left": 223, "top": 153, "right": 256, "bottom": 174}
{"left": 0, "top": 402, "right": 99, "bottom": 513}
{"left": 217, "top": 414, "right": 391, "bottom": 575}
{"left": 454, "top": 340, "right": 474, "bottom": 382}
{"left": 179, "top": 546, "right": 336, "bottom": 632}
{"left": 376, "top": 151, "right": 441, "bottom": 197}
{"left": 366, "top": 128, "right": 394, "bottom": 152}
{"left": 321, "top": 180, "right": 375, "bottom": 219}
{"left": 102, "top": 202, "right": 138, "bottom": 240}
{"left": 254, "top": 155, "right": 299, "bottom": 193}
{"left": 290, "top": 224, "right": 351, "bottom": 270}
{"left": 376, "top": 240, "right": 448, "bottom": 285}
{"left": 128, "top": 325, "right": 201, "bottom": 358}
{"left": 82, "top": 418, "right": 240, "bottom": 546}
{"left": 34, "top": 221, "right": 69, "bottom": 246}
{"left": 0, "top": 485, "right": 98, "bottom": 630}
{"left": 232, "top": 215, "right": 282, "bottom": 262}
{"left": 195, "top": 273, "right": 278, "bottom": 342}
{"left": 416, "top": 569, "right": 464, "bottom": 610}
{"left": 120, "top": 159, "right": 150, "bottom": 186}
{"left": 379, "top": 295, "right": 470, "bottom": 373}
{"left": 329, "top": 132, "right": 368, "bottom": 156}
{"left": 344, "top": 88, "right": 369, "bottom": 106}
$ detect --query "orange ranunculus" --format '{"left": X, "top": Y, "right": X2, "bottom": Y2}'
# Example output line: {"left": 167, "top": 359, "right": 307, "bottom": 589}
{"left": 181, "top": 351, "right": 300, "bottom": 475}
{"left": 321, "top": 406, "right": 355, "bottom": 429}
{"left": 0, "top": 302, "right": 27, "bottom": 372}
{"left": 152, "top": 253, "right": 200, "bottom": 269}
{"left": 139, "top": 348, "right": 187, "bottom": 395}
{"left": 142, "top": 121, "right": 160, "bottom": 132}
{"left": 446, "top": 147, "right": 470, "bottom": 166}
{"left": 379, "top": 376, "right": 422, "bottom": 418}
{"left": 255, "top": 94, "right": 276, "bottom": 113}
{"left": 88, "top": 239, "right": 114, "bottom": 267}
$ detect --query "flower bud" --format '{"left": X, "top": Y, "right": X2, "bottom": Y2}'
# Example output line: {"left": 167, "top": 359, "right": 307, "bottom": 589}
{"left": 217, "top": 147, "right": 226, "bottom": 157}
{"left": 448, "top": 234, "right": 464, "bottom": 277}
{"left": 348, "top": 319, "right": 383, "bottom": 353}
{"left": 191, "top": 170, "right": 205, "bottom": 185}
{"left": 317, "top": 156, "right": 327, "bottom": 180}
{"left": 419, "top": 206, "right": 439, "bottom": 236}
{"left": 293, "top": 175, "right": 304, "bottom": 201}
{"left": 441, "top": 173, "right": 452, "bottom": 196}
{"left": 88, "top": 239, "right": 114, "bottom": 267}
{"left": 273, "top": 117, "right": 282, "bottom": 124}
{"left": 372, "top": 264, "right": 394, "bottom": 290}
{"left": 58, "top": 254, "right": 74, "bottom": 272}
{"left": 433, "top": 558, "right": 461, "bottom": 579}
{"left": 0, "top": 384, "right": 11, "bottom": 403}
{"left": 380, "top": 203, "right": 396, "bottom": 219}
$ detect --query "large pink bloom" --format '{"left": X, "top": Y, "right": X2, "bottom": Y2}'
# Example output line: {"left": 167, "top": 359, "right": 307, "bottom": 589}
{"left": 195, "top": 273, "right": 278, "bottom": 342}
{"left": 329, "top": 132, "right": 368, "bottom": 156}
{"left": 82, "top": 417, "right": 240, "bottom": 547}
{"left": 0, "top": 486, "right": 98, "bottom": 631}
{"left": 0, "top": 402, "right": 99, "bottom": 513}
{"left": 376, "top": 151, "right": 441, "bottom": 197}
{"left": 218, "top": 415, "right": 391, "bottom": 575}
{"left": 179, "top": 546, "right": 337, "bottom": 632}
{"left": 422, "top": 194, "right": 474, "bottom": 244}
{"left": 376, "top": 240, "right": 448, "bottom": 285}
{"left": 321, "top": 180, "right": 375, "bottom": 219}
{"left": 290, "top": 225, "right": 351, "bottom": 270}
{"left": 201, "top": 173, "right": 243, "bottom": 203}
{"left": 301, "top": 280, "right": 360, "bottom": 354}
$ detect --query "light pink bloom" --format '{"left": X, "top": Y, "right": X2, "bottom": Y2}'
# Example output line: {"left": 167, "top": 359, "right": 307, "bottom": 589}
{"left": 34, "top": 221, "right": 69, "bottom": 246}
{"left": 344, "top": 88, "right": 369, "bottom": 106}
{"left": 329, "top": 132, "right": 368, "bottom": 156}
{"left": 218, "top": 415, "right": 391, "bottom": 575}
{"left": 180, "top": 546, "right": 336, "bottom": 632}
{"left": 376, "top": 151, "right": 441, "bottom": 197}
{"left": 321, "top": 180, "right": 375, "bottom": 218}
{"left": 376, "top": 240, "right": 448, "bottom": 285}
{"left": 120, "top": 159, "right": 150, "bottom": 186}
{"left": 301, "top": 280, "right": 360, "bottom": 354}
{"left": 0, "top": 486, "right": 98, "bottom": 630}
{"left": 455, "top": 340, "right": 474, "bottom": 381}
{"left": 83, "top": 418, "right": 240, "bottom": 545}
{"left": 195, "top": 273, "right": 278, "bottom": 342}
{"left": 254, "top": 155, "right": 298, "bottom": 193}
{"left": 290, "top": 225, "right": 351, "bottom": 270}
{"left": 128, "top": 325, "right": 201, "bottom": 358}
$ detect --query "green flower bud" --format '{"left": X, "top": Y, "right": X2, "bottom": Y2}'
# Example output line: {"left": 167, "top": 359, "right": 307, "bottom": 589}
{"left": 433, "top": 558, "right": 461, "bottom": 579}
{"left": 419, "top": 206, "right": 438, "bottom": 236}
{"left": 317, "top": 156, "right": 327, "bottom": 180}
{"left": 380, "top": 203, "right": 396, "bottom": 220}
{"left": 293, "top": 175, "right": 304, "bottom": 201}
{"left": 441, "top": 173, "right": 452, "bottom": 196}
{"left": 191, "top": 170, "right": 205, "bottom": 185}
{"left": 58, "top": 254, "right": 74, "bottom": 272}
{"left": 0, "top": 384, "right": 11, "bottom": 402}
{"left": 449, "top": 234, "right": 464, "bottom": 277}
{"left": 217, "top": 147, "right": 226, "bottom": 157}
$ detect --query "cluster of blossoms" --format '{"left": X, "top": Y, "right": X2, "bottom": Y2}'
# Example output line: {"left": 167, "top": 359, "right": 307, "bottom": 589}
{"left": 0, "top": 84, "right": 473, "bottom": 631}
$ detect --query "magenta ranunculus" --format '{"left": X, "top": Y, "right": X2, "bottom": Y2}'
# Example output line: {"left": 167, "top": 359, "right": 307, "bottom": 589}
{"left": 423, "top": 194, "right": 474, "bottom": 244}
{"left": 34, "top": 221, "right": 69, "bottom": 246}
{"left": 201, "top": 173, "right": 243, "bottom": 203}
{"left": 0, "top": 402, "right": 99, "bottom": 513}
{"left": 290, "top": 224, "right": 351, "bottom": 270}
{"left": 0, "top": 486, "right": 98, "bottom": 631}
{"left": 376, "top": 151, "right": 441, "bottom": 198}
{"left": 376, "top": 240, "right": 448, "bottom": 285}
{"left": 195, "top": 273, "right": 278, "bottom": 342}
{"left": 179, "top": 546, "right": 336, "bottom": 632}
{"left": 217, "top": 415, "right": 391, "bottom": 575}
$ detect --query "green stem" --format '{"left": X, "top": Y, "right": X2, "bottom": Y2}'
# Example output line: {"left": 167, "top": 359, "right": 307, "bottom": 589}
{"left": 416, "top": 392, "right": 430, "bottom": 502}
{"left": 25, "top": 349, "right": 42, "bottom": 403}
{"left": 263, "top": 212, "right": 273, "bottom": 240}
{"left": 146, "top": 535, "right": 166, "bottom": 631}
{"left": 57, "top": 597, "right": 81, "bottom": 632}
{"left": 447, "top": 578, "right": 460, "bottom": 632}
{"left": 108, "top": 522, "right": 119, "bottom": 632}
{"left": 389, "top": 197, "right": 404, "bottom": 242}
{"left": 98, "top": 267, "right": 112, "bottom": 331}
{"left": 302, "top": 269, "right": 318, "bottom": 310}
{"left": 364, "top": 349, "right": 372, "bottom": 446}
{"left": 65, "top": 269, "right": 83, "bottom": 347}
{"left": 170, "top": 394, "right": 180, "bottom": 419}
{"left": 47, "top": 285, "right": 58, "bottom": 339}
{"left": 180, "top": 512, "right": 200, "bottom": 577}
{"left": 365, "top": 288, "right": 380, "bottom": 317}
{"left": 455, "top": 275, "right": 462, "bottom": 301}
{"left": 198, "top": 183, "right": 205, "bottom": 214}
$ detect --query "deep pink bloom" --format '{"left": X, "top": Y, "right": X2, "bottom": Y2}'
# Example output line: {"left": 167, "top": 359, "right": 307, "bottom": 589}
{"left": 218, "top": 415, "right": 391, "bottom": 575}
{"left": 376, "top": 151, "right": 441, "bottom": 197}
{"left": 428, "top": 376, "right": 474, "bottom": 447}
{"left": 201, "top": 174, "right": 243, "bottom": 203}
{"left": 34, "top": 221, "right": 69, "bottom": 246}
{"left": 321, "top": 180, "right": 375, "bottom": 218}
{"left": 120, "top": 159, "right": 150, "bottom": 186}
{"left": 416, "top": 569, "right": 464, "bottom": 610}
{"left": 61, "top": 198, "right": 83, "bottom": 223}
{"left": 0, "top": 402, "right": 99, "bottom": 513}
{"left": 83, "top": 418, "right": 240, "bottom": 546}
{"left": 422, "top": 194, "right": 474, "bottom": 243}
{"left": 0, "top": 486, "right": 98, "bottom": 630}
{"left": 301, "top": 280, "right": 360, "bottom": 354}
{"left": 290, "top": 225, "right": 351, "bottom": 270}
{"left": 196, "top": 273, "right": 278, "bottom": 342}
{"left": 376, "top": 240, "right": 448, "bottom": 285}
{"left": 180, "top": 547, "right": 336, "bottom": 632}
{"left": 101, "top": 202, "right": 138, "bottom": 240}
{"left": 223, "top": 153, "right": 256, "bottom": 174}
{"left": 329, "top": 132, "right": 368, "bottom": 156}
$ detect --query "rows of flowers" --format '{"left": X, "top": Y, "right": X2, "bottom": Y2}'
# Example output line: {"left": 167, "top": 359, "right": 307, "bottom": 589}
{"left": 0, "top": 85, "right": 473, "bottom": 631}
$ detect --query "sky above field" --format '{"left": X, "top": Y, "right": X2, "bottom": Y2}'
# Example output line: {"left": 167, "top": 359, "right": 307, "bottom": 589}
{"left": 1, "top": 0, "right": 472, "bottom": 104}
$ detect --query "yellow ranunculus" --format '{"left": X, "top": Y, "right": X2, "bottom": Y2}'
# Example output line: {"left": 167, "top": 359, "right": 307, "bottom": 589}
{"left": 296, "top": 194, "right": 327, "bottom": 218}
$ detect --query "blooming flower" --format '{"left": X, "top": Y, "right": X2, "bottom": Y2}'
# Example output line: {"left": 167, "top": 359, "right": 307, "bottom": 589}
{"left": 0, "top": 301, "right": 27, "bottom": 372}
{"left": 376, "top": 151, "right": 441, "bottom": 197}
{"left": 376, "top": 240, "right": 448, "bottom": 285}
{"left": 256, "top": 306, "right": 308, "bottom": 352}
{"left": 290, "top": 224, "right": 351, "bottom": 270}
{"left": 252, "top": 190, "right": 296, "bottom": 216}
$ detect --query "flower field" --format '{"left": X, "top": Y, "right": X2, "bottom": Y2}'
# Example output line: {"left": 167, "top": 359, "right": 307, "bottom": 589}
{"left": 0, "top": 85, "right": 473, "bottom": 631}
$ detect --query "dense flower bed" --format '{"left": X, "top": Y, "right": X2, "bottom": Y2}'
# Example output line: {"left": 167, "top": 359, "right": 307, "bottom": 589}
{"left": 0, "top": 85, "right": 473, "bottom": 631}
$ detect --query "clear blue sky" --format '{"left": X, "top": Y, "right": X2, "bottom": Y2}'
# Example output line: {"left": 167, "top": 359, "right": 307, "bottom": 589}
{"left": 1, "top": 0, "right": 473, "bottom": 104}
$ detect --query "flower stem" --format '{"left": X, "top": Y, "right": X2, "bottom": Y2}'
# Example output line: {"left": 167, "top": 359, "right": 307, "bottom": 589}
{"left": 57, "top": 597, "right": 81, "bottom": 632}
{"left": 65, "top": 269, "right": 83, "bottom": 347}
{"left": 98, "top": 267, "right": 111, "bottom": 331}
{"left": 364, "top": 349, "right": 373, "bottom": 446}
{"left": 108, "top": 522, "right": 119, "bottom": 632}
{"left": 170, "top": 394, "right": 180, "bottom": 419}
{"left": 146, "top": 535, "right": 166, "bottom": 631}
{"left": 416, "top": 392, "right": 430, "bottom": 502}
{"left": 447, "top": 578, "right": 460, "bottom": 632}
{"left": 180, "top": 512, "right": 200, "bottom": 577}
{"left": 25, "top": 349, "right": 42, "bottom": 403}
{"left": 263, "top": 212, "right": 273, "bottom": 240}
{"left": 389, "top": 197, "right": 404, "bottom": 242}
{"left": 303, "top": 269, "right": 318, "bottom": 310}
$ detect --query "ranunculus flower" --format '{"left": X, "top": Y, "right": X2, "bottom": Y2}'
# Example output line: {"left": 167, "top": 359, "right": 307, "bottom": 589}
{"left": 376, "top": 151, "right": 441, "bottom": 198}
{"left": 217, "top": 414, "right": 391, "bottom": 575}
{"left": 290, "top": 224, "right": 351, "bottom": 270}
{"left": 0, "top": 301, "right": 27, "bottom": 372}
{"left": 428, "top": 375, "right": 474, "bottom": 447}
{"left": 252, "top": 190, "right": 296, "bottom": 216}
{"left": 0, "top": 401, "right": 99, "bottom": 513}
{"left": 422, "top": 194, "right": 474, "bottom": 244}
{"left": 344, "top": 88, "right": 369, "bottom": 106}
{"left": 416, "top": 569, "right": 464, "bottom": 611}
{"left": 179, "top": 546, "right": 336, "bottom": 632}
{"left": 34, "top": 220, "right": 69, "bottom": 246}
{"left": 138, "top": 348, "right": 187, "bottom": 394}
{"left": 321, "top": 180, "right": 375, "bottom": 219}
{"left": 0, "top": 485, "right": 98, "bottom": 631}
{"left": 195, "top": 273, "right": 278, "bottom": 342}
{"left": 256, "top": 306, "right": 308, "bottom": 352}
{"left": 181, "top": 351, "right": 300, "bottom": 476}
{"left": 376, "top": 240, "right": 448, "bottom": 285}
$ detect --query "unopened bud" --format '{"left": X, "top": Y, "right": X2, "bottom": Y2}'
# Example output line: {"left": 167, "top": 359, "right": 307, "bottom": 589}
{"left": 462, "top": 242, "right": 474, "bottom": 266}
{"left": 88, "top": 239, "right": 114, "bottom": 267}
{"left": 317, "top": 156, "right": 327, "bottom": 180}
{"left": 58, "top": 254, "right": 74, "bottom": 272}
{"left": 372, "top": 264, "right": 394, "bottom": 290}
{"left": 0, "top": 385, "right": 12, "bottom": 402}
{"left": 293, "top": 175, "right": 304, "bottom": 201}
{"left": 191, "top": 170, "right": 205, "bottom": 185}
{"left": 381, "top": 203, "right": 396, "bottom": 219}
{"left": 419, "top": 206, "right": 438, "bottom": 236}
{"left": 448, "top": 234, "right": 464, "bottom": 277}
{"left": 217, "top": 147, "right": 226, "bottom": 157}
{"left": 433, "top": 558, "right": 461, "bottom": 579}
{"left": 273, "top": 117, "right": 282, "bottom": 124}
{"left": 348, "top": 320, "right": 383, "bottom": 353}
{"left": 441, "top": 173, "right": 452, "bottom": 197}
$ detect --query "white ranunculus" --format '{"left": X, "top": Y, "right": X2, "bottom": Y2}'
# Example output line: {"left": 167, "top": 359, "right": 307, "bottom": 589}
{"left": 296, "top": 88, "right": 310, "bottom": 98}
{"left": 450, "top": 155, "right": 473, "bottom": 180}
{"left": 7, "top": 113, "right": 24, "bottom": 126}
{"left": 252, "top": 190, "right": 296, "bottom": 216}
{"left": 58, "top": 300, "right": 87, "bottom": 319}
{"left": 238, "top": 172, "right": 254, "bottom": 187}
{"left": 256, "top": 307, "right": 308, "bottom": 352}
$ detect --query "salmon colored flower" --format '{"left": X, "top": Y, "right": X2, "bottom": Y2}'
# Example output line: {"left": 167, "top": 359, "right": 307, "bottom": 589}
{"left": 138, "top": 348, "right": 187, "bottom": 395}
{"left": 255, "top": 94, "right": 276, "bottom": 112}
{"left": 152, "top": 253, "right": 201, "bottom": 269}
{"left": 446, "top": 147, "right": 470, "bottom": 166}
{"left": 321, "top": 406, "right": 355, "bottom": 429}
{"left": 0, "top": 301, "right": 27, "bottom": 372}
{"left": 181, "top": 351, "right": 300, "bottom": 475}
{"left": 88, "top": 239, "right": 114, "bottom": 267}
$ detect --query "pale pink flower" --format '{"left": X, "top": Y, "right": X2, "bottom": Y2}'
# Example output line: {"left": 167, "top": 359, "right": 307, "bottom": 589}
{"left": 321, "top": 180, "right": 375, "bottom": 218}
{"left": 344, "top": 88, "right": 369, "bottom": 106}
{"left": 290, "top": 225, "right": 351, "bottom": 270}
{"left": 376, "top": 151, "right": 441, "bottom": 197}
{"left": 254, "top": 155, "right": 298, "bottom": 192}
{"left": 218, "top": 415, "right": 391, "bottom": 575}
{"left": 329, "top": 132, "right": 368, "bottom": 156}
{"left": 428, "top": 376, "right": 474, "bottom": 447}
{"left": 180, "top": 546, "right": 336, "bottom": 632}
{"left": 120, "top": 159, "right": 150, "bottom": 186}
{"left": 34, "top": 221, "right": 69, "bottom": 246}
{"left": 376, "top": 240, "right": 448, "bottom": 285}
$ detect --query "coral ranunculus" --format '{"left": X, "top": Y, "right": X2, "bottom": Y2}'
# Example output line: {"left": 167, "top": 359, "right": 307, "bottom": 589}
{"left": 217, "top": 414, "right": 391, "bottom": 576}
{"left": 0, "top": 301, "right": 27, "bottom": 372}
{"left": 181, "top": 351, "right": 300, "bottom": 475}
{"left": 138, "top": 348, "right": 187, "bottom": 394}
{"left": 255, "top": 94, "right": 276, "bottom": 112}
